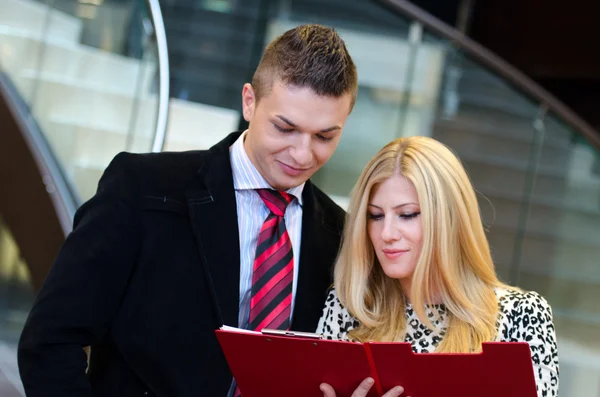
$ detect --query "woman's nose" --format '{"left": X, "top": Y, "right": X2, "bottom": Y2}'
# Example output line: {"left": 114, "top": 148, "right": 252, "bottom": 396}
{"left": 381, "top": 218, "right": 400, "bottom": 242}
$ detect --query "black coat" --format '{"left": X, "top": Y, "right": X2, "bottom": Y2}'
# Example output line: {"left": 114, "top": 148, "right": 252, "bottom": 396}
{"left": 18, "top": 132, "right": 345, "bottom": 397}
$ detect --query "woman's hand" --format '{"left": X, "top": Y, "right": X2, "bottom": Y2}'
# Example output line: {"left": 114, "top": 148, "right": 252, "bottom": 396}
{"left": 320, "top": 377, "right": 407, "bottom": 397}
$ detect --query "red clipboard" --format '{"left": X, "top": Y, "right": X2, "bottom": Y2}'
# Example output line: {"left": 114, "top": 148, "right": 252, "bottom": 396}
{"left": 215, "top": 327, "right": 538, "bottom": 397}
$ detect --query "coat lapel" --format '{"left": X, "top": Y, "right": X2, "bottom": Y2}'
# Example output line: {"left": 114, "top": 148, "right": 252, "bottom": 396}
{"left": 185, "top": 132, "right": 343, "bottom": 332}
{"left": 292, "top": 182, "right": 343, "bottom": 332}
{"left": 186, "top": 133, "right": 242, "bottom": 328}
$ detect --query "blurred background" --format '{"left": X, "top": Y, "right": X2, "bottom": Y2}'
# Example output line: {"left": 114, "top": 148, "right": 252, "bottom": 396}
{"left": 1, "top": 0, "right": 599, "bottom": 394}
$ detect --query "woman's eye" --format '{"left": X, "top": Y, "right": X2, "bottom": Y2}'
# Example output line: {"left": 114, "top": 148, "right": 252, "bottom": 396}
{"left": 274, "top": 124, "right": 293, "bottom": 133}
{"left": 368, "top": 213, "right": 383, "bottom": 221}
{"left": 400, "top": 212, "right": 420, "bottom": 220}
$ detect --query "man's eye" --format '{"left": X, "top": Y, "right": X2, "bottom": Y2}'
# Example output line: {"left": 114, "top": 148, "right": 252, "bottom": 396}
{"left": 316, "top": 134, "right": 334, "bottom": 142}
{"left": 274, "top": 124, "right": 293, "bottom": 133}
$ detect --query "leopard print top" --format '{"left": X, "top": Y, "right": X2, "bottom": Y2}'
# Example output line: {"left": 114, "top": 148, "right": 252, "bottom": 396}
{"left": 316, "top": 287, "right": 559, "bottom": 397}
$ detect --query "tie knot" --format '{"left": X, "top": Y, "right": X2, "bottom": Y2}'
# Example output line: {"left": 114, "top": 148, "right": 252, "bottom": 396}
{"left": 256, "top": 189, "right": 293, "bottom": 217}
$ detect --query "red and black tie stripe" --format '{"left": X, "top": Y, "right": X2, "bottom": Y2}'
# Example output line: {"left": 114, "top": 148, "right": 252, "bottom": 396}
{"left": 249, "top": 189, "right": 294, "bottom": 331}
{"left": 234, "top": 189, "right": 295, "bottom": 397}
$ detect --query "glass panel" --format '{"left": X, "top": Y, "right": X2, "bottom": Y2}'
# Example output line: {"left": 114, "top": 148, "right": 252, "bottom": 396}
{"left": 260, "top": 3, "right": 600, "bottom": 394}
{"left": 159, "top": 0, "right": 249, "bottom": 152}
{"left": 514, "top": 114, "right": 600, "bottom": 396}
{"left": 1, "top": 0, "right": 161, "bottom": 203}
{"left": 0, "top": 0, "right": 53, "bottom": 103}
{"left": 429, "top": 47, "right": 544, "bottom": 283}
{"left": 279, "top": 0, "right": 411, "bottom": 35}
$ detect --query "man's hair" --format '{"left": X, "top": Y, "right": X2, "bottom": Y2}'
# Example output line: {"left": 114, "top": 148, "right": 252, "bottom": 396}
{"left": 252, "top": 24, "right": 358, "bottom": 110}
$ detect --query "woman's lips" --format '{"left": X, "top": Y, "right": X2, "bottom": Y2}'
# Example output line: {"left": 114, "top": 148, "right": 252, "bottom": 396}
{"left": 382, "top": 249, "right": 408, "bottom": 260}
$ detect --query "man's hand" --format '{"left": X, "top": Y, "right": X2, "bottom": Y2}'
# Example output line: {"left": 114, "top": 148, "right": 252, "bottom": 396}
{"left": 320, "top": 377, "right": 407, "bottom": 397}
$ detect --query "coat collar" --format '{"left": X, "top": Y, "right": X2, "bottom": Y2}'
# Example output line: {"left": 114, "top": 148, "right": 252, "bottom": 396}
{"left": 186, "top": 131, "right": 340, "bottom": 331}
{"left": 186, "top": 132, "right": 243, "bottom": 327}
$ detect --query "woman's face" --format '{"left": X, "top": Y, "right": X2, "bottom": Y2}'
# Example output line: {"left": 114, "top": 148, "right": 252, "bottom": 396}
{"left": 367, "top": 175, "right": 423, "bottom": 284}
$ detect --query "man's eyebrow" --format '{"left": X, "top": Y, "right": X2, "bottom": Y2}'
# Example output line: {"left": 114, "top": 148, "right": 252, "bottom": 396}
{"left": 275, "top": 115, "right": 341, "bottom": 133}
{"left": 320, "top": 125, "right": 342, "bottom": 133}
{"left": 276, "top": 115, "right": 297, "bottom": 128}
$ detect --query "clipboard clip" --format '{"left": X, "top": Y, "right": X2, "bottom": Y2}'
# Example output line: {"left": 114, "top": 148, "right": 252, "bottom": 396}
{"left": 261, "top": 329, "right": 323, "bottom": 340}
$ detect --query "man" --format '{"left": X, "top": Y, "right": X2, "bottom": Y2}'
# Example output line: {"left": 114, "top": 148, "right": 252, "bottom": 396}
{"left": 18, "top": 25, "right": 356, "bottom": 396}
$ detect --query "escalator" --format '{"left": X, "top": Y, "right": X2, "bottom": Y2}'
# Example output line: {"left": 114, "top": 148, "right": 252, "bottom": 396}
{"left": 1, "top": 0, "right": 600, "bottom": 395}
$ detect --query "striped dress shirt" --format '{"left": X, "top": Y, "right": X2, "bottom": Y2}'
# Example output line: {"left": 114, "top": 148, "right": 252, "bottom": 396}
{"left": 229, "top": 131, "right": 304, "bottom": 330}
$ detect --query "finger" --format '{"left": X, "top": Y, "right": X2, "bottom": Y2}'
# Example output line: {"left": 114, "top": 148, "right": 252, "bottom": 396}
{"left": 382, "top": 386, "right": 405, "bottom": 397}
{"left": 320, "top": 383, "right": 337, "bottom": 397}
{"left": 351, "top": 377, "right": 375, "bottom": 397}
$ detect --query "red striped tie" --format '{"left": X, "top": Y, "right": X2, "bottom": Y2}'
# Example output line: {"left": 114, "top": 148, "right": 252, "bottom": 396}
{"left": 249, "top": 189, "right": 294, "bottom": 331}
{"left": 234, "top": 189, "right": 294, "bottom": 397}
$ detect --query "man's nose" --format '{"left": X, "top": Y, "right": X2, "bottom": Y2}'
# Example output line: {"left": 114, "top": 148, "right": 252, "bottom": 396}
{"left": 290, "top": 134, "right": 313, "bottom": 166}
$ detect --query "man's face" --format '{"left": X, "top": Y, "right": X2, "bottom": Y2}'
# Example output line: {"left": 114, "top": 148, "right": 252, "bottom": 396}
{"left": 241, "top": 80, "right": 353, "bottom": 191}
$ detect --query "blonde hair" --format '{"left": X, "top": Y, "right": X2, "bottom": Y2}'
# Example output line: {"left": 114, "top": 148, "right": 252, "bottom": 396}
{"left": 334, "top": 136, "right": 510, "bottom": 353}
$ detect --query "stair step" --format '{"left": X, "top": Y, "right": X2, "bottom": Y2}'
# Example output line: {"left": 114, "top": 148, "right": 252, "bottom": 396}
{"left": 71, "top": 164, "right": 104, "bottom": 202}
{"left": 462, "top": 156, "right": 565, "bottom": 200}
{"left": 170, "top": 64, "right": 247, "bottom": 89}
{"left": 518, "top": 271, "right": 600, "bottom": 318}
{"left": 440, "top": 57, "right": 540, "bottom": 114}
{"left": 168, "top": 40, "right": 252, "bottom": 66}
{"left": 17, "top": 75, "right": 153, "bottom": 132}
{"left": 44, "top": 119, "right": 134, "bottom": 173}
{"left": 286, "top": 0, "right": 410, "bottom": 35}
{"left": 489, "top": 226, "right": 600, "bottom": 284}
{"left": 170, "top": 77, "right": 241, "bottom": 108}
{"left": 0, "top": 30, "right": 155, "bottom": 97}
{"left": 484, "top": 197, "right": 600, "bottom": 245}
{"left": 164, "top": 9, "right": 261, "bottom": 37}
{"left": 39, "top": 98, "right": 238, "bottom": 182}
{"left": 0, "top": 0, "right": 81, "bottom": 43}
{"left": 480, "top": 186, "right": 600, "bottom": 218}
{"left": 460, "top": 149, "right": 567, "bottom": 179}
{"left": 433, "top": 123, "right": 571, "bottom": 173}
{"left": 456, "top": 92, "right": 547, "bottom": 119}
{"left": 463, "top": 156, "right": 599, "bottom": 213}
{"left": 162, "top": 1, "right": 262, "bottom": 18}
{"left": 444, "top": 103, "right": 573, "bottom": 145}
{"left": 433, "top": 117, "right": 566, "bottom": 149}
{"left": 165, "top": 98, "right": 239, "bottom": 149}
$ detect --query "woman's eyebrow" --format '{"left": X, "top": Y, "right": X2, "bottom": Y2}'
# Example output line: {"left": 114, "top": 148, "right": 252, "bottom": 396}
{"left": 368, "top": 203, "right": 418, "bottom": 209}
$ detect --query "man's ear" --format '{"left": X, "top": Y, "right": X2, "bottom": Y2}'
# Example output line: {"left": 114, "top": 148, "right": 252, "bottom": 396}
{"left": 241, "top": 83, "right": 256, "bottom": 122}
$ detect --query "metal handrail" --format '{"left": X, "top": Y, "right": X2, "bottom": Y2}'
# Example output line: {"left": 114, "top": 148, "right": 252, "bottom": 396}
{"left": 378, "top": 0, "right": 600, "bottom": 149}
{"left": 0, "top": 73, "right": 76, "bottom": 235}
{"left": 146, "top": 0, "right": 170, "bottom": 153}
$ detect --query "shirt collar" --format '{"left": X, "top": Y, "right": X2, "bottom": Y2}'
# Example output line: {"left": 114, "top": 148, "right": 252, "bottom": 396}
{"left": 230, "top": 131, "right": 304, "bottom": 206}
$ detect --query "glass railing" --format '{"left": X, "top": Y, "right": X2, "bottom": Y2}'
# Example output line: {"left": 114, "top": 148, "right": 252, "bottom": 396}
{"left": 2, "top": 0, "right": 599, "bottom": 394}
{"left": 0, "top": 0, "right": 169, "bottom": 204}
{"left": 262, "top": 1, "right": 600, "bottom": 395}
{"left": 152, "top": 0, "right": 599, "bottom": 394}
{"left": 0, "top": 0, "right": 169, "bottom": 393}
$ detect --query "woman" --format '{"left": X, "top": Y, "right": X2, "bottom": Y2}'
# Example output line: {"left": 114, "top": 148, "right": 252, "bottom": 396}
{"left": 317, "top": 136, "right": 559, "bottom": 397}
